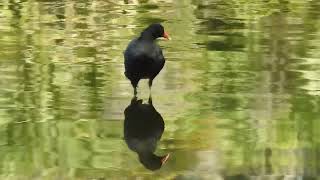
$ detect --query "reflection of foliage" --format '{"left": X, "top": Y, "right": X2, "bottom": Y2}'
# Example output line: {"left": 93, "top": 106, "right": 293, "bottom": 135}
{"left": 0, "top": 0, "right": 319, "bottom": 179}
{"left": 189, "top": 0, "right": 320, "bottom": 177}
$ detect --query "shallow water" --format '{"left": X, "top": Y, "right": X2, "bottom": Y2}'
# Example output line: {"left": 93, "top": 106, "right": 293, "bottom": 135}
{"left": 0, "top": 0, "right": 320, "bottom": 179}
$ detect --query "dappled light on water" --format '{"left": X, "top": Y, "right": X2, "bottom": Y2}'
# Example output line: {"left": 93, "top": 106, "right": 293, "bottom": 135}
{"left": 0, "top": 0, "right": 319, "bottom": 179}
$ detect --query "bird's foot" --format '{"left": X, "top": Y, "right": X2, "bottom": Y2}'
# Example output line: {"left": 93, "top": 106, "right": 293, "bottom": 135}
{"left": 148, "top": 95, "right": 153, "bottom": 104}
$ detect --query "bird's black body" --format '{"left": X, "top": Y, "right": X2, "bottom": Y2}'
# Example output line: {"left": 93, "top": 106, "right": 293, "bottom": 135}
{"left": 123, "top": 97, "right": 168, "bottom": 170}
{"left": 124, "top": 24, "right": 166, "bottom": 95}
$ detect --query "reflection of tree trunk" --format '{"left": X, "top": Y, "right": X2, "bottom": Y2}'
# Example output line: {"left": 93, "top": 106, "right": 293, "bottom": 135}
{"left": 293, "top": 0, "right": 320, "bottom": 178}
{"left": 48, "top": 63, "right": 62, "bottom": 120}
{"left": 264, "top": 147, "right": 272, "bottom": 174}
{"left": 9, "top": 0, "right": 22, "bottom": 20}
{"left": 250, "top": 0, "right": 320, "bottom": 177}
{"left": 85, "top": 62, "right": 102, "bottom": 119}
{"left": 249, "top": 8, "right": 292, "bottom": 177}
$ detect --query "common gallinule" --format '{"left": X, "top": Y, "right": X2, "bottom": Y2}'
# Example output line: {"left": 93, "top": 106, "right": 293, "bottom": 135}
{"left": 124, "top": 97, "right": 170, "bottom": 170}
{"left": 124, "top": 23, "right": 170, "bottom": 95}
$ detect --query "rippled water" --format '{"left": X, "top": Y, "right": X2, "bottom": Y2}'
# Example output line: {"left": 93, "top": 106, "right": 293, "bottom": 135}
{"left": 0, "top": 0, "right": 320, "bottom": 179}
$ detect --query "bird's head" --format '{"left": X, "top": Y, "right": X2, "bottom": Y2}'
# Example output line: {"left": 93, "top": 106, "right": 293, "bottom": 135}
{"left": 140, "top": 23, "right": 170, "bottom": 41}
{"left": 138, "top": 153, "right": 170, "bottom": 171}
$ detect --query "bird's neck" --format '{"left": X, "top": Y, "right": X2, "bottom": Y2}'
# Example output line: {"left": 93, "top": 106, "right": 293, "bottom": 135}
{"left": 139, "top": 31, "right": 156, "bottom": 41}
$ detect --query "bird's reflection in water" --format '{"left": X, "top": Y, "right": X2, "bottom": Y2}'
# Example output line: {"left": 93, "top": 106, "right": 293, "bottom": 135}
{"left": 124, "top": 96, "right": 169, "bottom": 171}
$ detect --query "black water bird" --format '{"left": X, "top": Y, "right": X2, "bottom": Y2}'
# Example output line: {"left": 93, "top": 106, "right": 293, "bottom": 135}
{"left": 123, "top": 97, "right": 169, "bottom": 170}
{"left": 124, "top": 23, "right": 170, "bottom": 95}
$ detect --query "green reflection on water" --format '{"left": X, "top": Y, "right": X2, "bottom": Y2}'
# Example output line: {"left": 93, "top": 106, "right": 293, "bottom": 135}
{"left": 0, "top": 0, "right": 319, "bottom": 179}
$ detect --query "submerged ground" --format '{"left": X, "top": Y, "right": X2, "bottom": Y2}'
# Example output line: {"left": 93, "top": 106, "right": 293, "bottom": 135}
{"left": 0, "top": 0, "right": 319, "bottom": 179}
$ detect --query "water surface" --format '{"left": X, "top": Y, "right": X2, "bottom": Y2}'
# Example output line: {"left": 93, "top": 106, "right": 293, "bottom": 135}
{"left": 0, "top": 0, "right": 320, "bottom": 179}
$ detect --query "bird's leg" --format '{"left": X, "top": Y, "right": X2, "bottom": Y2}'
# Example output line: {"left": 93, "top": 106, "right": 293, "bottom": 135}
{"left": 148, "top": 79, "right": 153, "bottom": 89}
{"left": 133, "top": 87, "right": 137, "bottom": 96}
{"left": 148, "top": 94, "right": 153, "bottom": 105}
{"left": 148, "top": 79, "right": 153, "bottom": 96}
{"left": 131, "top": 95, "right": 138, "bottom": 104}
{"left": 131, "top": 79, "right": 139, "bottom": 96}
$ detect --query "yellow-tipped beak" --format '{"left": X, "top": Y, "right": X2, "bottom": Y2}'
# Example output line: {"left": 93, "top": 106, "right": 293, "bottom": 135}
{"left": 161, "top": 154, "right": 170, "bottom": 165}
{"left": 163, "top": 31, "right": 171, "bottom": 40}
